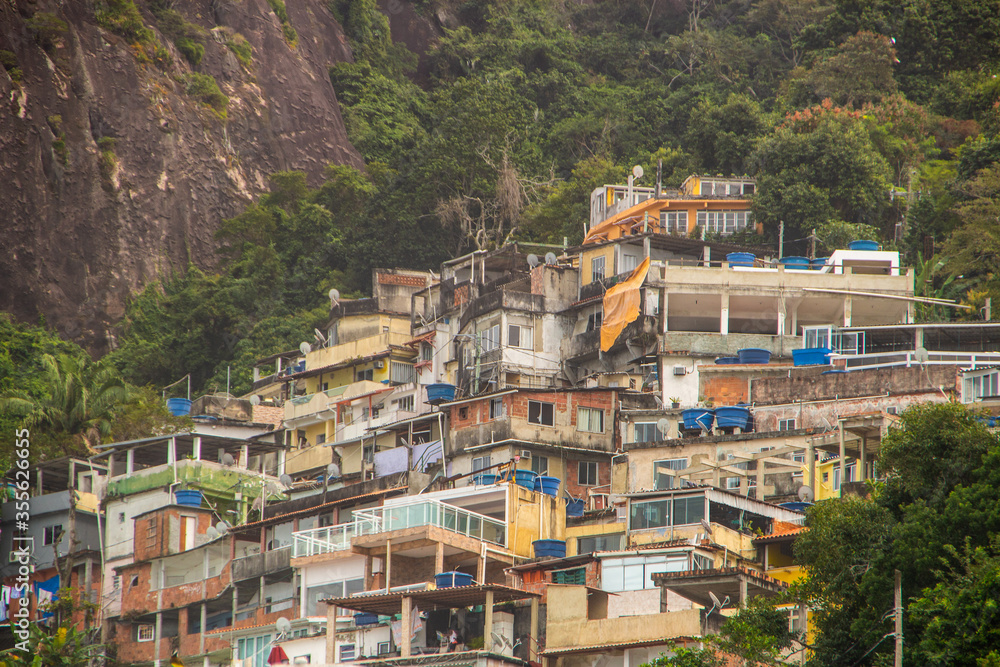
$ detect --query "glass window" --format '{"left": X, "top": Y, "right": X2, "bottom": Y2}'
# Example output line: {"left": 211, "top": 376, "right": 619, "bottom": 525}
{"left": 507, "top": 324, "right": 521, "bottom": 348}
{"left": 629, "top": 500, "right": 670, "bottom": 530}
{"left": 621, "top": 254, "right": 639, "bottom": 274}
{"left": 654, "top": 459, "right": 686, "bottom": 490}
{"left": 592, "top": 256, "right": 606, "bottom": 283}
{"left": 356, "top": 367, "right": 374, "bottom": 382}
{"left": 660, "top": 211, "right": 688, "bottom": 234}
{"left": 528, "top": 401, "right": 554, "bottom": 426}
{"left": 778, "top": 419, "right": 796, "bottom": 431}
{"left": 633, "top": 422, "right": 662, "bottom": 443}
{"left": 531, "top": 455, "right": 549, "bottom": 475}
{"left": 340, "top": 644, "right": 356, "bottom": 661}
{"left": 673, "top": 497, "right": 705, "bottom": 526}
{"left": 578, "top": 461, "right": 598, "bottom": 486}
{"left": 577, "top": 533, "right": 624, "bottom": 555}
{"left": 489, "top": 397, "right": 505, "bottom": 419}
{"left": 578, "top": 407, "right": 604, "bottom": 433}
{"left": 480, "top": 324, "right": 501, "bottom": 352}
{"left": 472, "top": 456, "right": 491, "bottom": 472}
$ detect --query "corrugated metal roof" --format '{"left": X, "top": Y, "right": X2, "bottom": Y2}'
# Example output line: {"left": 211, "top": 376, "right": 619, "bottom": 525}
{"left": 542, "top": 637, "right": 701, "bottom": 656}
{"left": 231, "top": 485, "right": 408, "bottom": 532}
{"left": 323, "top": 584, "right": 540, "bottom": 615}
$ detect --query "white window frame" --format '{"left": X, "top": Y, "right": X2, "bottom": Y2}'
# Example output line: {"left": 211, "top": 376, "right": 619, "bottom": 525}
{"left": 137, "top": 624, "right": 155, "bottom": 642}
{"left": 43, "top": 524, "right": 62, "bottom": 546}
{"left": 660, "top": 210, "right": 688, "bottom": 234}
{"left": 620, "top": 253, "right": 639, "bottom": 275}
{"left": 390, "top": 361, "right": 415, "bottom": 385}
{"left": 592, "top": 256, "right": 606, "bottom": 283}
{"left": 472, "top": 456, "right": 491, "bottom": 473}
{"left": 507, "top": 324, "right": 531, "bottom": 349}
{"left": 633, "top": 422, "right": 662, "bottom": 443}
{"left": 778, "top": 418, "right": 796, "bottom": 431}
{"left": 480, "top": 324, "right": 501, "bottom": 353}
{"left": 392, "top": 395, "right": 415, "bottom": 413}
{"left": 577, "top": 407, "right": 604, "bottom": 433}
{"left": 489, "top": 397, "right": 505, "bottom": 420}
{"left": 578, "top": 461, "right": 598, "bottom": 486}
{"left": 340, "top": 644, "right": 356, "bottom": 662}
{"left": 528, "top": 400, "right": 555, "bottom": 426}
{"left": 531, "top": 455, "right": 549, "bottom": 475}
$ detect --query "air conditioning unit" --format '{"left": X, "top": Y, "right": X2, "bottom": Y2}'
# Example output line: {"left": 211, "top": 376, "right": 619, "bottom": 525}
{"left": 673, "top": 366, "right": 687, "bottom": 376}
{"left": 374, "top": 361, "right": 385, "bottom": 369}
{"left": 519, "top": 450, "right": 532, "bottom": 459}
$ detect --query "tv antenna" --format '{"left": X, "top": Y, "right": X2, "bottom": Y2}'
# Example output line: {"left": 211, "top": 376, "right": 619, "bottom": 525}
{"left": 249, "top": 395, "right": 261, "bottom": 406}
{"left": 221, "top": 453, "right": 235, "bottom": 467}
{"left": 656, "top": 417, "right": 671, "bottom": 436}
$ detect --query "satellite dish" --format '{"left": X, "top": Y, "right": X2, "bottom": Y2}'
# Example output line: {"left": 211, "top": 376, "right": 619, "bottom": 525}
{"left": 527, "top": 254, "right": 540, "bottom": 268}
{"left": 914, "top": 346, "right": 929, "bottom": 364}
{"left": 314, "top": 328, "right": 327, "bottom": 344}
{"left": 327, "top": 463, "right": 341, "bottom": 479}
{"left": 700, "top": 518, "right": 714, "bottom": 536}
{"left": 544, "top": 252, "right": 558, "bottom": 266}
{"left": 280, "top": 473, "right": 293, "bottom": 488}
{"left": 797, "top": 485, "right": 815, "bottom": 503}
{"left": 299, "top": 341, "right": 312, "bottom": 355}
{"left": 249, "top": 395, "right": 261, "bottom": 406}
{"left": 252, "top": 496, "right": 265, "bottom": 511}
{"left": 328, "top": 288, "right": 340, "bottom": 306}
{"left": 221, "top": 453, "right": 235, "bottom": 467}
{"left": 215, "top": 521, "right": 230, "bottom": 534}
{"left": 656, "top": 417, "right": 672, "bottom": 434}
{"left": 632, "top": 165, "right": 644, "bottom": 179}
{"left": 206, "top": 526, "right": 219, "bottom": 539}
{"left": 276, "top": 616, "right": 292, "bottom": 635}
{"left": 709, "top": 591, "right": 723, "bottom": 608}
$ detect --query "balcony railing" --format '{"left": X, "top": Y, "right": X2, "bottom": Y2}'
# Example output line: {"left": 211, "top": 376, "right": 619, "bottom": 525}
{"left": 353, "top": 499, "right": 506, "bottom": 547}
{"left": 834, "top": 350, "right": 1000, "bottom": 372}
{"left": 292, "top": 499, "right": 506, "bottom": 558}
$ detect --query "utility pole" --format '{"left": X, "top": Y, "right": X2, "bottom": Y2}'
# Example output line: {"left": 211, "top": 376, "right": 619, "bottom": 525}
{"left": 895, "top": 569, "right": 903, "bottom": 667}
{"left": 778, "top": 221, "right": 784, "bottom": 260}
{"left": 809, "top": 228, "right": 817, "bottom": 260}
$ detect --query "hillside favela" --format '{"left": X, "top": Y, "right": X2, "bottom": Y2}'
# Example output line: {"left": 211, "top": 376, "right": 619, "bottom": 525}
{"left": 3, "top": 1, "right": 1000, "bottom": 667}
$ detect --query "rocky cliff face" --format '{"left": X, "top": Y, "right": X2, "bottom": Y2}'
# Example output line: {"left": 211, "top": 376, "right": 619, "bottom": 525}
{"left": 0, "top": 0, "right": 365, "bottom": 352}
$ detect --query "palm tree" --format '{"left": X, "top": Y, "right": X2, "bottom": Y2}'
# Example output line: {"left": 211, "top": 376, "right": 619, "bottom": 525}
{"left": 0, "top": 353, "right": 132, "bottom": 453}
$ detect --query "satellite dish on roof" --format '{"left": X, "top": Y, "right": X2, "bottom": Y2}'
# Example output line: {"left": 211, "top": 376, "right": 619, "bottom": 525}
{"left": 329, "top": 288, "right": 340, "bottom": 304}
{"left": 280, "top": 474, "right": 294, "bottom": 488}
{"left": 656, "top": 418, "right": 671, "bottom": 434}
{"left": 252, "top": 496, "right": 265, "bottom": 511}
{"left": 544, "top": 252, "right": 558, "bottom": 266}
{"left": 798, "top": 485, "right": 815, "bottom": 503}
{"left": 914, "top": 346, "right": 929, "bottom": 364}
{"left": 314, "top": 328, "right": 327, "bottom": 345}
{"left": 249, "top": 395, "right": 261, "bottom": 406}
{"left": 299, "top": 341, "right": 312, "bottom": 355}
{"left": 700, "top": 518, "right": 714, "bottom": 536}
{"left": 632, "top": 165, "right": 644, "bottom": 179}
{"left": 276, "top": 617, "right": 292, "bottom": 635}
{"left": 216, "top": 521, "right": 230, "bottom": 534}
{"left": 221, "top": 453, "right": 235, "bottom": 467}
{"left": 327, "top": 463, "right": 341, "bottom": 479}
{"left": 206, "top": 525, "right": 219, "bottom": 539}
{"left": 709, "top": 591, "right": 723, "bottom": 608}
{"left": 527, "top": 254, "right": 540, "bottom": 268}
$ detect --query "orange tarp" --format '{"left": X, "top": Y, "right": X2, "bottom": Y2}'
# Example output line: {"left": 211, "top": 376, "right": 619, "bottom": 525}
{"left": 600, "top": 256, "right": 650, "bottom": 352}
{"left": 583, "top": 199, "right": 663, "bottom": 245}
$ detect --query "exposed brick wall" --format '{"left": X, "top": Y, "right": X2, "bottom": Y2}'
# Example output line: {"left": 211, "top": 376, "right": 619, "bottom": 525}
{"left": 701, "top": 375, "right": 748, "bottom": 406}
{"left": 564, "top": 457, "right": 611, "bottom": 501}
{"left": 252, "top": 404, "right": 285, "bottom": 427}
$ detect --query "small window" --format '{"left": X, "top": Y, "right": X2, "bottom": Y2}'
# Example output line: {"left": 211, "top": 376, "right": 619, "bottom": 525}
{"left": 620, "top": 254, "right": 638, "bottom": 274}
{"left": 577, "top": 407, "right": 604, "bottom": 433}
{"left": 356, "top": 367, "right": 374, "bottom": 382}
{"left": 489, "top": 397, "right": 505, "bottom": 420}
{"left": 390, "top": 361, "right": 415, "bottom": 385}
{"left": 531, "top": 455, "right": 549, "bottom": 475}
{"left": 473, "top": 456, "right": 491, "bottom": 473}
{"left": 459, "top": 406, "right": 469, "bottom": 420}
{"left": 586, "top": 310, "right": 603, "bottom": 332}
{"left": 528, "top": 401, "right": 555, "bottom": 426}
{"left": 577, "top": 533, "right": 624, "bottom": 555}
{"left": 591, "top": 256, "right": 606, "bottom": 283}
{"left": 340, "top": 644, "right": 356, "bottom": 661}
{"left": 43, "top": 525, "right": 62, "bottom": 546}
{"left": 508, "top": 324, "right": 530, "bottom": 349}
{"left": 377, "top": 642, "right": 391, "bottom": 656}
{"left": 421, "top": 343, "right": 433, "bottom": 361}
{"left": 578, "top": 461, "right": 598, "bottom": 486}
{"left": 480, "top": 324, "right": 501, "bottom": 352}
{"left": 316, "top": 433, "right": 326, "bottom": 445}
{"left": 137, "top": 624, "right": 155, "bottom": 642}
{"left": 633, "top": 422, "right": 662, "bottom": 443}
{"left": 654, "top": 458, "right": 687, "bottom": 490}
{"left": 392, "top": 395, "right": 415, "bottom": 413}
{"left": 778, "top": 419, "right": 796, "bottom": 431}
{"left": 672, "top": 496, "right": 705, "bottom": 525}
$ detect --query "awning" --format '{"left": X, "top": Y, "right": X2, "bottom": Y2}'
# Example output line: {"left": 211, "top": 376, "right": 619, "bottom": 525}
{"left": 267, "top": 645, "right": 290, "bottom": 664}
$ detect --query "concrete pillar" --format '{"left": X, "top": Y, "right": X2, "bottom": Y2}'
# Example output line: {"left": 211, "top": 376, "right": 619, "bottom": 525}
{"left": 199, "top": 603, "right": 206, "bottom": 654}
{"left": 241, "top": 444, "right": 250, "bottom": 468}
{"left": 807, "top": 441, "right": 815, "bottom": 493}
{"left": 914, "top": 327, "right": 924, "bottom": 351}
{"left": 484, "top": 590, "right": 495, "bottom": 649}
{"left": 843, "top": 294, "right": 853, "bottom": 327}
{"left": 435, "top": 541, "right": 445, "bottom": 575}
{"left": 126, "top": 448, "right": 135, "bottom": 474}
{"left": 277, "top": 448, "right": 286, "bottom": 476}
{"left": 401, "top": 595, "right": 413, "bottom": 658}
{"left": 530, "top": 597, "right": 540, "bottom": 661}
{"left": 739, "top": 576, "right": 748, "bottom": 609}
{"left": 859, "top": 436, "right": 867, "bottom": 481}
{"left": 777, "top": 295, "right": 787, "bottom": 337}
{"left": 703, "top": 245, "right": 711, "bottom": 267}
{"left": 756, "top": 456, "right": 765, "bottom": 500}
{"left": 168, "top": 436, "right": 176, "bottom": 465}
{"left": 720, "top": 293, "right": 730, "bottom": 335}
{"left": 193, "top": 435, "right": 202, "bottom": 461}
{"left": 385, "top": 540, "right": 392, "bottom": 592}
{"left": 364, "top": 555, "right": 374, "bottom": 591}
{"left": 326, "top": 603, "right": 337, "bottom": 664}
{"left": 839, "top": 426, "right": 847, "bottom": 497}
{"left": 789, "top": 301, "right": 799, "bottom": 337}
{"left": 153, "top": 610, "right": 162, "bottom": 667}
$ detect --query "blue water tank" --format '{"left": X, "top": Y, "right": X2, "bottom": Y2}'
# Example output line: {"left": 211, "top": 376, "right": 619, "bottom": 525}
{"left": 511, "top": 469, "right": 539, "bottom": 490}
{"left": 167, "top": 398, "right": 192, "bottom": 416}
{"left": 727, "top": 252, "right": 756, "bottom": 267}
{"left": 174, "top": 489, "right": 203, "bottom": 507}
{"left": 738, "top": 348, "right": 772, "bottom": 364}
{"left": 566, "top": 499, "right": 585, "bottom": 517}
{"left": 426, "top": 383, "right": 457, "bottom": 404}
{"left": 715, "top": 406, "right": 751, "bottom": 430}
{"left": 435, "top": 571, "right": 474, "bottom": 588}
{"left": 811, "top": 257, "right": 830, "bottom": 270}
{"left": 532, "top": 540, "right": 567, "bottom": 558}
{"left": 682, "top": 409, "right": 715, "bottom": 431}
{"left": 714, "top": 356, "right": 740, "bottom": 365}
{"left": 849, "top": 240, "right": 879, "bottom": 251}
{"left": 779, "top": 256, "right": 810, "bottom": 268}
{"left": 793, "top": 347, "right": 832, "bottom": 366}
{"left": 471, "top": 473, "right": 500, "bottom": 486}
{"left": 533, "top": 476, "right": 561, "bottom": 497}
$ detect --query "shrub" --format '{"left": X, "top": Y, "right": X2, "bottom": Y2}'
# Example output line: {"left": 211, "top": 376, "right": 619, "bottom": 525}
{"left": 25, "top": 12, "right": 69, "bottom": 52}
{"left": 0, "top": 49, "right": 16, "bottom": 71}
{"left": 281, "top": 23, "right": 298, "bottom": 47}
{"left": 176, "top": 37, "right": 204, "bottom": 66}
{"left": 52, "top": 137, "right": 69, "bottom": 165}
{"left": 226, "top": 33, "right": 253, "bottom": 69}
{"left": 265, "top": 0, "right": 297, "bottom": 47}
{"left": 182, "top": 73, "right": 228, "bottom": 116}
{"left": 95, "top": 0, "right": 153, "bottom": 43}
{"left": 47, "top": 115, "right": 63, "bottom": 134}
